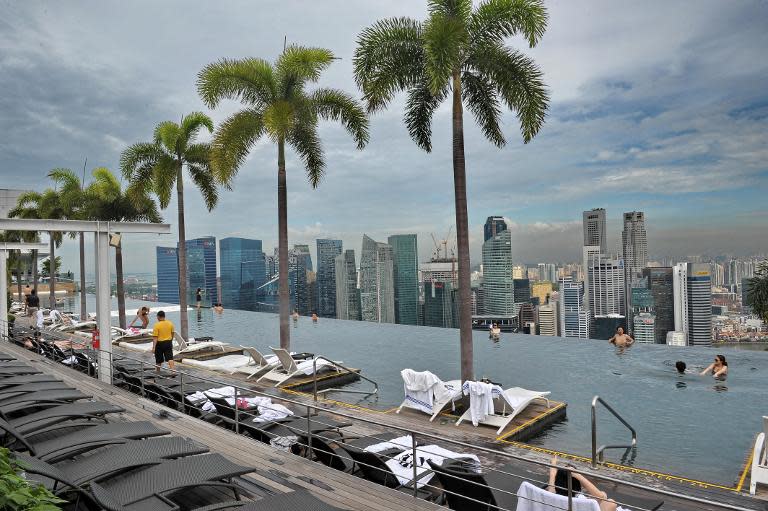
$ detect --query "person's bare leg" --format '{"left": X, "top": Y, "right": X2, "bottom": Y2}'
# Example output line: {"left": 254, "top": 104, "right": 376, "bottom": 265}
{"left": 168, "top": 360, "right": 175, "bottom": 371}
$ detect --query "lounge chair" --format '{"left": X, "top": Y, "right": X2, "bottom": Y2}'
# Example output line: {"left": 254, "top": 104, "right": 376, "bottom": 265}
{"left": 751, "top": 416, "right": 768, "bottom": 495}
{"left": 516, "top": 481, "right": 600, "bottom": 511}
{"left": 0, "top": 389, "right": 92, "bottom": 418}
{"left": 307, "top": 431, "right": 403, "bottom": 473}
{"left": 88, "top": 453, "right": 254, "bottom": 511}
{"left": 181, "top": 354, "right": 254, "bottom": 372}
{"left": 0, "top": 381, "right": 72, "bottom": 397}
{"left": 232, "top": 346, "right": 279, "bottom": 379}
{"left": 191, "top": 490, "right": 349, "bottom": 511}
{"left": 0, "top": 418, "right": 169, "bottom": 462}
{"left": 342, "top": 433, "right": 415, "bottom": 487}
{"left": 455, "top": 383, "right": 551, "bottom": 434}
{"left": 0, "top": 365, "right": 43, "bottom": 376}
{"left": 256, "top": 348, "right": 340, "bottom": 387}
{"left": 395, "top": 369, "right": 462, "bottom": 421}
{"left": 0, "top": 374, "right": 61, "bottom": 388}
{"left": 8, "top": 401, "right": 125, "bottom": 436}
{"left": 428, "top": 458, "right": 524, "bottom": 510}
{"left": 239, "top": 415, "right": 350, "bottom": 445}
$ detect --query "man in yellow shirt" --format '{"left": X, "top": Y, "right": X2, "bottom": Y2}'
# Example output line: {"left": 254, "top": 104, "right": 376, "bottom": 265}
{"left": 152, "top": 311, "right": 176, "bottom": 373}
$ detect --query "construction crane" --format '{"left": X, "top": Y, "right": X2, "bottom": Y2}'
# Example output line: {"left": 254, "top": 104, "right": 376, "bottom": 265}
{"left": 429, "top": 226, "right": 455, "bottom": 262}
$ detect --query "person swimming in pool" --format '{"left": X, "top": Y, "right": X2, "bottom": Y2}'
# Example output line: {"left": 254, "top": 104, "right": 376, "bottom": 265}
{"left": 701, "top": 354, "right": 728, "bottom": 378}
{"left": 675, "top": 361, "right": 687, "bottom": 374}
{"left": 608, "top": 326, "right": 634, "bottom": 347}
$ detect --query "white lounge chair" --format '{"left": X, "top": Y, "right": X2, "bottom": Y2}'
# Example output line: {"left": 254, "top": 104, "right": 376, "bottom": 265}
{"left": 750, "top": 416, "right": 768, "bottom": 495}
{"left": 182, "top": 354, "right": 253, "bottom": 372}
{"left": 395, "top": 369, "right": 462, "bottom": 422}
{"left": 456, "top": 383, "right": 551, "bottom": 434}
{"left": 516, "top": 481, "right": 599, "bottom": 511}
{"left": 174, "top": 332, "right": 227, "bottom": 354}
{"left": 231, "top": 346, "right": 280, "bottom": 380}
{"left": 256, "top": 347, "right": 340, "bottom": 387}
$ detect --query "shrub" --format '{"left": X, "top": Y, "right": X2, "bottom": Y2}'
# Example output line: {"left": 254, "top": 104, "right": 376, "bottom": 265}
{"left": 0, "top": 447, "right": 65, "bottom": 511}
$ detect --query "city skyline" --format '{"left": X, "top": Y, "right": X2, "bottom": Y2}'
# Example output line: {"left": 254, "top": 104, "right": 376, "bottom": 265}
{"left": 1, "top": 1, "right": 766, "bottom": 274}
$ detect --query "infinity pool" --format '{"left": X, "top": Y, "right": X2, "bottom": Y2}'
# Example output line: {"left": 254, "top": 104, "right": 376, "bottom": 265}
{"left": 71, "top": 295, "right": 767, "bottom": 485}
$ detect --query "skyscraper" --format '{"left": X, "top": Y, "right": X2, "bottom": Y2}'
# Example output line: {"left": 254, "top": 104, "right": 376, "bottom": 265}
{"left": 643, "top": 267, "right": 674, "bottom": 343}
{"left": 388, "top": 234, "right": 419, "bottom": 325}
{"left": 359, "top": 235, "right": 395, "bottom": 323}
{"left": 583, "top": 208, "right": 607, "bottom": 254}
{"left": 621, "top": 211, "right": 648, "bottom": 280}
{"left": 538, "top": 304, "right": 556, "bottom": 336}
{"left": 184, "top": 236, "right": 218, "bottom": 305}
{"left": 633, "top": 313, "right": 656, "bottom": 344}
{"left": 156, "top": 247, "right": 179, "bottom": 304}
{"left": 513, "top": 278, "right": 531, "bottom": 304}
{"left": 481, "top": 229, "right": 514, "bottom": 315}
{"left": 219, "top": 238, "right": 266, "bottom": 310}
{"left": 316, "top": 239, "right": 342, "bottom": 318}
{"left": 582, "top": 245, "right": 601, "bottom": 307}
{"left": 289, "top": 245, "right": 312, "bottom": 315}
{"left": 587, "top": 254, "right": 625, "bottom": 318}
{"left": 673, "top": 262, "right": 713, "bottom": 346}
{"left": 672, "top": 263, "right": 689, "bottom": 342}
{"left": 484, "top": 216, "right": 508, "bottom": 242}
{"left": 423, "top": 281, "right": 457, "bottom": 328}
{"left": 334, "top": 249, "right": 360, "bottom": 321}
{"left": 559, "top": 277, "right": 589, "bottom": 338}
{"left": 537, "top": 263, "right": 558, "bottom": 283}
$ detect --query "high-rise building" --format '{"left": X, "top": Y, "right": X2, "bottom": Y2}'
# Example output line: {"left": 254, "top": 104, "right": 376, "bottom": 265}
{"left": 335, "top": 249, "right": 360, "bottom": 321}
{"left": 484, "top": 216, "right": 507, "bottom": 242}
{"left": 592, "top": 315, "right": 626, "bottom": 339}
{"left": 481, "top": 229, "right": 514, "bottom": 315}
{"left": 423, "top": 281, "right": 457, "bottom": 328}
{"left": 643, "top": 267, "right": 674, "bottom": 344}
{"left": 289, "top": 245, "right": 312, "bottom": 315}
{"left": 359, "top": 235, "right": 395, "bottom": 323}
{"left": 537, "top": 263, "right": 558, "bottom": 283}
{"left": 583, "top": 208, "right": 607, "bottom": 254}
{"left": 621, "top": 211, "right": 648, "bottom": 280}
{"left": 420, "top": 260, "right": 457, "bottom": 285}
{"left": 156, "top": 247, "right": 179, "bottom": 304}
{"left": 388, "top": 234, "right": 419, "bottom": 325}
{"left": 531, "top": 281, "right": 554, "bottom": 305}
{"left": 559, "top": 277, "right": 589, "bottom": 338}
{"left": 587, "top": 254, "right": 626, "bottom": 318}
{"left": 673, "top": 262, "right": 713, "bottom": 346}
{"left": 538, "top": 304, "right": 556, "bottom": 336}
{"left": 633, "top": 312, "right": 656, "bottom": 344}
{"left": 518, "top": 303, "right": 535, "bottom": 333}
{"left": 316, "top": 239, "right": 342, "bottom": 318}
{"left": 582, "top": 245, "right": 601, "bottom": 307}
{"left": 184, "top": 237, "right": 218, "bottom": 305}
{"left": 666, "top": 331, "right": 686, "bottom": 346}
{"left": 513, "top": 278, "right": 531, "bottom": 304}
{"left": 219, "top": 238, "right": 265, "bottom": 310}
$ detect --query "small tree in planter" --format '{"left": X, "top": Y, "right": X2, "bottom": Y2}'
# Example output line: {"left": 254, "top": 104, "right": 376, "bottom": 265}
{"left": 0, "top": 447, "right": 65, "bottom": 510}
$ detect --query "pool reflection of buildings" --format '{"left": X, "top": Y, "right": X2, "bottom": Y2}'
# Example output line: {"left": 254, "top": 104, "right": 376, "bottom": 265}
{"left": 219, "top": 237, "right": 266, "bottom": 310}
{"left": 156, "top": 236, "right": 218, "bottom": 306}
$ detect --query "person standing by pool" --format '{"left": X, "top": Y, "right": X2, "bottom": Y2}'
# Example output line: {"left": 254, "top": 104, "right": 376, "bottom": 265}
{"left": 701, "top": 354, "right": 728, "bottom": 378}
{"left": 608, "top": 326, "right": 634, "bottom": 347}
{"left": 195, "top": 288, "right": 202, "bottom": 309}
{"left": 129, "top": 306, "right": 150, "bottom": 328}
{"left": 26, "top": 289, "right": 39, "bottom": 317}
{"left": 152, "top": 310, "right": 175, "bottom": 373}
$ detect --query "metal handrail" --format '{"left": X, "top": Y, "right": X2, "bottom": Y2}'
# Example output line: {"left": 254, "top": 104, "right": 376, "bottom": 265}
{"left": 312, "top": 355, "right": 378, "bottom": 401}
{"left": 592, "top": 395, "right": 637, "bottom": 467}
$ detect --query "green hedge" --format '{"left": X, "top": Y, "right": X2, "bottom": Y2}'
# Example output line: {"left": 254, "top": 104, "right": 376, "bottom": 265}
{"left": 0, "top": 447, "right": 65, "bottom": 511}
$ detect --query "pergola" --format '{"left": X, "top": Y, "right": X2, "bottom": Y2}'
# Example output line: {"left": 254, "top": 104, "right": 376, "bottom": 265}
{"left": 0, "top": 218, "right": 171, "bottom": 383}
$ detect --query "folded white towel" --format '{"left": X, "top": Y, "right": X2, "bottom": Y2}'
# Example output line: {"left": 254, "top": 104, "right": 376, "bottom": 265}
{"left": 252, "top": 403, "right": 294, "bottom": 423}
{"left": 365, "top": 435, "right": 414, "bottom": 454}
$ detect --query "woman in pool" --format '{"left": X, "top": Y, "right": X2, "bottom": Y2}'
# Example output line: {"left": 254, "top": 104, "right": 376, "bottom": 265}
{"left": 547, "top": 456, "right": 617, "bottom": 511}
{"left": 701, "top": 354, "right": 728, "bottom": 378}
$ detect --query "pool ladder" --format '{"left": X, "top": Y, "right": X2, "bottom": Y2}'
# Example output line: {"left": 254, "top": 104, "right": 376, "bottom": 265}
{"left": 591, "top": 395, "right": 637, "bottom": 467}
{"left": 311, "top": 356, "right": 379, "bottom": 401}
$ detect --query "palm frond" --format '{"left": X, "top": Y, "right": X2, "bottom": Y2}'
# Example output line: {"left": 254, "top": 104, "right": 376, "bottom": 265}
{"left": 120, "top": 142, "right": 163, "bottom": 181}
{"left": 153, "top": 121, "right": 182, "bottom": 154}
{"left": 469, "top": 0, "right": 548, "bottom": 48}
{"left": 428, "top": 0, "right": 473, "bottom": 21}
{"left": 210, "top": 109, "right": 265, "bottom": 185}
{"left": 125, "top": 184, "right": 162, "bottom": 223}
{"left": 462, "top": 70, "right": 505, "bottom": 147}
{"left": 152, "top": 154, "right": 179, "bottom": 209}
{"left": 180, "top": 112, "right": 214, "bottom": 146}
{"left": 466, "top": 43, "right": 548, "bottom": 142}
{"left": 276, "top": 45, "right": 334, "bottom": 97}
{"left": 197, "top": 57, "right": 276, "bottom": 109}
{"left": 89, "top": 167, "right": 122, "bottom": 202}
{"left": 187, "top": 163, "right": 218, "bottom": 211}
{"left": 423, "top": 12, "right": 467, "bottom": 94}
{"left": 404, "top": 77, "right": 448, "bottom": 152}
{"left": 310, "top": 88, "right": 369, "bottom": 149}
{"left": 353, "top": 17, "right": 426, "bottom": 112}
{"left": 288, "top": 123, "right": 324, "bottom": 188}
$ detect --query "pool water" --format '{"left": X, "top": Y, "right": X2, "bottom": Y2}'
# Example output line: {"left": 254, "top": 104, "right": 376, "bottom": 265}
{"left": 69, "top": 295, "right": 767, "bottom": 485}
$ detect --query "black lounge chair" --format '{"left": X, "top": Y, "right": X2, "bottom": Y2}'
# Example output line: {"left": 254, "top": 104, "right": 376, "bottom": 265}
{"left": 301, "top": 431, "right": 401, "bottom": 473}
{"left": 0, "top": 418, "right": 170, "bottom": 462}
{"left": 0, "top": 374, "right": 61, "bottom": 388}
{"left": 0, "top": 365, "right": 42, "bottom": 376}
{"left": 0, "top": 389, "right": 91, "bottom": 415}
{"left": 342, "top": 435, "right": 425, "bottom": 489}
{"left": 0, "top": 360, "right": 31, "bottom": 368}
{"left": 9, "top": 401, "right": 125, "bottom": 436}
{"left": 192, "top": 490, "right": 349, "bottom": 511}
{"left": 427, "top": 459, "right": 522, "bottom": 511}
{"left": 0, "top": 381, "right": 71, "bottom": 397}
{"left": 238, "top": 415, "right": 348, "bottom": 444}
{"left": 89, "top": 453, "right": 255, "bottom": 511}
{"left": 17, "top": 436, "right": 209, "bottom": 489}
{"left": 0, "top": 354, "right": 15, "bottom": 361}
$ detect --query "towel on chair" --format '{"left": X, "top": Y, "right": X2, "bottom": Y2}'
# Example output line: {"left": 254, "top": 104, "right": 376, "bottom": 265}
{"left": 252, "top": 402, "right": 294, "bottom": 423}
{"left": 401, "top": 369, "right": 441, "bottom": 414}
{"left": 516, "top": 481, "right": 600, "bottom": 511}
{"left": 365, "top": 435, "right": 414, "bottom": 454}
{"left": 464, "top": 381, "right": 496, "bottom": 426}
{"left": 385, "top": 444, "right": 480, "bottom": 488}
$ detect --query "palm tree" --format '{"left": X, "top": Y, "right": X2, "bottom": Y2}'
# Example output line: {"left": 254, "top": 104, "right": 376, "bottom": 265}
{"left": 197, "top": 45, "right": 369, "bottom": 350}
{"left": 121, "top": 113, "right": 216, "bottom": 340}
{"left": 354, "top": 0, "right": 549, "bottom": 381}
{"left": 85, "top": 167, "right": 161, "bottom": 329}
{"left": 7, "top": 196, "right": 43, "bottom": 295}
{"left": 48, "top": 168, "right": 88, "bottom": 320}
{"left": 9, "top": 190, "right": 65, "bottom": 309}
{"left": 746, "top": 262, "right": 768, "bottom": 322}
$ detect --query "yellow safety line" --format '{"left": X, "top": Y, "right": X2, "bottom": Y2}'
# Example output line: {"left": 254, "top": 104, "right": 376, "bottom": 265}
{"left": 735, "top": 441, "right": 755, "bottom": 492}
{"left": 496, "top": 402, "right": 566, "bottom": 441}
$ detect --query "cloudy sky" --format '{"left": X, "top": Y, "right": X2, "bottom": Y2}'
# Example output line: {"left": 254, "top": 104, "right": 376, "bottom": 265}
{"left": 1, "top": 0, "right": 766, "bottom": 274}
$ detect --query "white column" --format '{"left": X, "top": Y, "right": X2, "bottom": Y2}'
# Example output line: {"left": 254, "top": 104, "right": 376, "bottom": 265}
{"left": 0, "top": 251, "right": 7, "bottom": 340}
{"left": 95, "top": 230, "right": 112, "bottom": 383}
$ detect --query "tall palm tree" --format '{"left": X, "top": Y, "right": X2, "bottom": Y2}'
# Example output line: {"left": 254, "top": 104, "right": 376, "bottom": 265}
{"left": 9, "top": 190, "right": 65, "bottom": 308}
{"left": 197, "top": 45, "right": 369, "bottom": 350}
{"left": 7, "top": 197, "right": 42, "bottom": 295}
{"left": 48, "top": 168, "right": 88, "bottom": 320}
{"left": 85, "top": 167, "right": 161, "bottom": 329}
{"left": 746, "top": 262, "right": 768, "bottom": 322}
{"left": 121, "top": 113, "right": 217, "bottom": 340}
{"left": 354, "top": 0, "right": 549, "bottom": 381}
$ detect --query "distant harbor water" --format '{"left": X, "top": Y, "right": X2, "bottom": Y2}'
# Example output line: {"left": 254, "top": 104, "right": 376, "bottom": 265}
{"left": 63, "top": 293, "right": 768, "bottom": 485}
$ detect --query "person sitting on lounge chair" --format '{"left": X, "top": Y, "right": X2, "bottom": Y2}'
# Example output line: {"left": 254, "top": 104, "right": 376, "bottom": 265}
{"left": 547, "top": 457, "right": 617, "bottom": 511}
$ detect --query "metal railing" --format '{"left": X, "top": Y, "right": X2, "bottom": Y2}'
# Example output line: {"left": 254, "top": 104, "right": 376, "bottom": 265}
{"left": 1, "top": 322, "right": 759, "bottom": 511}
{"left": 591, "top": 395, "right": 637, "bottom": 467}
{"left": 311, "top": 355, "right": 379, "bottom": 401}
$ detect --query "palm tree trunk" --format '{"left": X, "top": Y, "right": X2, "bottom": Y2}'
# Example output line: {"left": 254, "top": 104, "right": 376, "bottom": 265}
{"left": 115, "top": 238, "right": 127, "bottom": 329}
{"left": 451, "top": 71, "right": 474, "bottom": 382}
{"left": 49, "top": 233, "right": 56, "bottom": 309}
{"left": 277, "top": 138, "right": 290, "bottom": 350}
{"left": 79, "top": 232, "right": 87, "bottom": 320}
{"left": 32, "top": 249, "right": 38, "bottom": 293}
{"left": 176, "top": 163, "right": 189, "bottom": 341}
{"left": 16, "top": 261, "right": 23, "bottom": 302}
